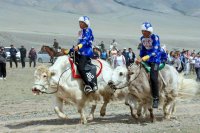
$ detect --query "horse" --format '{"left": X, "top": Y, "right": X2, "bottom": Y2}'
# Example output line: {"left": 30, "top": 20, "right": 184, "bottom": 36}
{"left": 41, "top": 45, "right": 68, "bottom": 64}
{"left": 32, "top": 55, "right": 121, "bottom": 124}
{"left": 109, "top": 64, "right": 198, "bottom": 122}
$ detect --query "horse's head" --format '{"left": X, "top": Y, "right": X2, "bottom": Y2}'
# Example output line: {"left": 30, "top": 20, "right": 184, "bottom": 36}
{"left": 41, "top": 45, "right": 55, "bottom": 58}
{"left": 32, "top": 65, "right": 55, "bottom": 95}
{"left": 108, "top": 66, "right": 128, "bottom": 89}
{"left": 41, "top": 45, "right": 46, "bottom": 52}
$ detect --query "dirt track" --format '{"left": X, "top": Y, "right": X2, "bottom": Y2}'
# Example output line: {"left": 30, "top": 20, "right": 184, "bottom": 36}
{"left": 0, "top": 63, "right": 200, "bottom": 133}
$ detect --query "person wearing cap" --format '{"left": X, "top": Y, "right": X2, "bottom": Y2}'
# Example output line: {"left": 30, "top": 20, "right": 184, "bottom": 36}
{"left": 19, "top": 45, "right": 27, "bottom": 68}
{"left": 136, "top": 22, "right": 162, "bottom": 108}
{"left": 70, "top": 16, "right": 96, "bottom": 94}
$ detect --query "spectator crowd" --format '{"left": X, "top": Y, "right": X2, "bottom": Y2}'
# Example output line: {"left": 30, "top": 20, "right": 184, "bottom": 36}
{"left": 0, "top": 39, "right": 200, "bottom": 82}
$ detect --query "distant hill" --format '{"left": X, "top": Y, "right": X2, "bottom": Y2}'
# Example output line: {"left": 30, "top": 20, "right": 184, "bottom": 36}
{"left": 0, "top": 0, "right": 200, "bottom": 50}
{"left": 114, "top": 0, "right": 200, "bottom": 17}
{"left": 2, "top": 0, "right": 200, "bottom": 17}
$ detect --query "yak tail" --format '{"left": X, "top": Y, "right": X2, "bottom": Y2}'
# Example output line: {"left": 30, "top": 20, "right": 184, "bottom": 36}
{"left": 178, "top": 73, "right": 199, "bottom": 98}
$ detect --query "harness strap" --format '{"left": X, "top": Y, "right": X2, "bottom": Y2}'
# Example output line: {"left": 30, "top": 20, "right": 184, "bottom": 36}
{"left": 159, "top": 71, "right": 167, "bottom": 86}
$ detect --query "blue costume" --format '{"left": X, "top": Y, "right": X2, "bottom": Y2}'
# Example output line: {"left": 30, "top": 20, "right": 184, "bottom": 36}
{"left": 77, "top": 27, "right": 94, "bottom": 57}
{"left": 71, "top": 16, "right": 97, "bottom": 94}
{"left": 140, "top": 22, "right": 162, "bottom": 108}
{"left": 140, "top": 34, "right": 161, "bottom": 64}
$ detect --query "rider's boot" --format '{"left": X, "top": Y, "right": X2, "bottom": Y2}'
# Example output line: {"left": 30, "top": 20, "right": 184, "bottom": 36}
{"left": 93, "top": 86, "right": 98, "bottom": 91}
{"left": 84, "top": 85, "right": 93, "bottom": 95}
{"left": 152, "top": 98, "right": 159, "bottom": 108}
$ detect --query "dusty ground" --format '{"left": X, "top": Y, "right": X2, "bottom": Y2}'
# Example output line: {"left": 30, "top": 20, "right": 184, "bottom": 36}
{"left": 0, "top": 62, "right": 200, "bottom": 133}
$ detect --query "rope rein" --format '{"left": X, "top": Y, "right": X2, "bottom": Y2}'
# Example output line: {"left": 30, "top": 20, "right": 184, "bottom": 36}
{"left": 34, "top": 67, "right": 71, "bottom": 95}
{"left": 111, "top": 64, "right": 142, "bottom": 90}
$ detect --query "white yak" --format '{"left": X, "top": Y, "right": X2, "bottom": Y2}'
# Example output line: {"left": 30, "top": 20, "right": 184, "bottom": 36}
{"left": 110, "top": 64, "right": 198, "bottom": 122}
{"left": 32, "top": 55, "right": 122, "bottom": 124}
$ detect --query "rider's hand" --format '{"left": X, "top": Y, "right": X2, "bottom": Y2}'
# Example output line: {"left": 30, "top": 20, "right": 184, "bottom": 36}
{"left": 136, "top": 57, "right": 142, "bottom": 65}
{"left": 142, "top": 55, "right": 150, "bottom": 61}
{"left": 74, "top": 46, "right": 79, "bottom": 51}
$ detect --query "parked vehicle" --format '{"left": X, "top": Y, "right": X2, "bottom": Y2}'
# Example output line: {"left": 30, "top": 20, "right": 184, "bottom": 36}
{"left": 37, "top": 51, "right": 51, "bottom": 63}
{"left": 4, "top": 47, "right": 21, "bottom": 62}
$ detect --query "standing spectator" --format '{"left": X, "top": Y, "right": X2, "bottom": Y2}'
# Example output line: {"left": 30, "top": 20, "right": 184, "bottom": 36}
{"left": 189, "top": 53, "right": 196, "bottom": 74}
{"left": 53, "top": 39, "right": 60, "bottom": 54}
{"left": 122, "top": 48, "right": 129, "bottom": 67}
{"left": 183, "top": 50, "right": 190, "bottom": 75}
{"left": 128, "top": 48, "right": 135, "bottom": 65}
{"left": 167, "top": 51, "right": 175, "bottom": 65}
{"left": 98, "top": 41, "right": 105, "bottom": 52}
{"left": 110, "top": 39, "right": 118, "bottom": 50}
{"left": 113, "top": 50, "right": 126, "bottom": 68}
{"left": 19, "top": 45, "right": 27, "bottom": 68}
{"left": 100, "top": 49, "right": 108, "bottom": 60}
{"left": 194, "top": 54, "right": 200, "bottom": 82}
{"left": 0, "top": 47, "right": 7, "bottom": 80}
{"left": 28, "top": 47, "right": 37, "bottom": 67}
{"left": 92, "top": 47, "right": 99, "bottom": 59}
{"left": 191, "top": 49, "right": 196, "bottom": 54}
{"left": 9, "top": 44, "right": 18, "bottom": 68}
{"left": 173, "top": 54, "right": 182, "bottom": 73}
{"left": 110, "top": 46, "right": 118, "bottom": 65}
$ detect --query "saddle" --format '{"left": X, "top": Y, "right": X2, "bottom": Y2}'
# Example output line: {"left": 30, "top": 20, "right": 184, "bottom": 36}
{"left": 141, "top": 62, "right": 167, "bottom": 86}
{"left": 141, "top": 61, "right": 165, "bottom": 73}
{"left": 69, "top": 58, "right": 103, "bottom": 92}
{"left": 68, "top": 58, "right": 102, "bottom": 79}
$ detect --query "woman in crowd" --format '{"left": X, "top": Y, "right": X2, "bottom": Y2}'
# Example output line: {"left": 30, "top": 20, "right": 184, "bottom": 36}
{"left": 113, "top": 50, "right": 126, "bottom": 68}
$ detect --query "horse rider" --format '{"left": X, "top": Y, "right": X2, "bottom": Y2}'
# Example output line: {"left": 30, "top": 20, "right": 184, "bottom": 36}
{"left": 53, "top": 39, "right": 60, "bottom": 55}
{"left": 136, "top": 22, "right": 162, "bottom": 108}
{"left": 70, "top": 16, "right": 97, "bottom": 94}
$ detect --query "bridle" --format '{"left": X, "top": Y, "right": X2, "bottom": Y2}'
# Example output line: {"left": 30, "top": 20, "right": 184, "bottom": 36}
{"left": 129, "top": 63, "right": 142, "bottom": 81}
{"left": 110, "top": 63, "right": 142, "bottom": 90}
{"left": 34, "top": 66, "right": 71, "bottom": 95}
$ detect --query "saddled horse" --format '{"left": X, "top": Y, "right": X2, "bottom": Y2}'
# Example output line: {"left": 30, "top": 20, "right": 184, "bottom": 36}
{"left": 41, "top": 45, "right": 68, "bottom": 64}
{"left": 109, "top": 64, "right": 198, "bottom": 122}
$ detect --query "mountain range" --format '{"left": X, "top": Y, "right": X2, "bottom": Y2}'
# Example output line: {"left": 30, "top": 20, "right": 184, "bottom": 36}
{"left": 0, "top": 0, "right": 200, "bottom": 50}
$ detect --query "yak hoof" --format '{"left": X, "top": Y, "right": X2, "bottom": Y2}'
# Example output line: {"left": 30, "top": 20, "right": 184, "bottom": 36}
{"left": 87, "top": 114, "right": 94, "bottom": 121}
{"left": 58, "top": 114, "right": 68, "bottom": 119}
{"left": 100, "top": 112, "right": 106, "bottom": 117}
{"left": 164, "top": 115, "right": 171, "bottom": 120}
{"left": 80, "top": 119, "right": 88, "bottom": 124}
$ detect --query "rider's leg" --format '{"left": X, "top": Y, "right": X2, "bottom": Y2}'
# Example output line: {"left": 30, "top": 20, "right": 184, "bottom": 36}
{"left": 77, "top": 55, "right": 93, "bottom": 93}
{"left": 150, "top": 63, "right": 159, "bottom": 108}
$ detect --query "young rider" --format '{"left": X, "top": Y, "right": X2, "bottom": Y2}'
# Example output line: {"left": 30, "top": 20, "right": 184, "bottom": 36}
{"left": 72, "top": 16, "right": 96, "bottom": 94}
{"left": 137, "top": 22, "right": 162, "bottom": 108}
